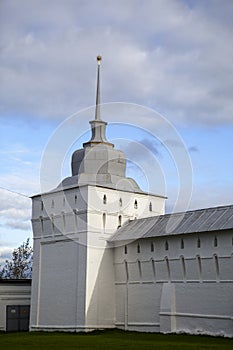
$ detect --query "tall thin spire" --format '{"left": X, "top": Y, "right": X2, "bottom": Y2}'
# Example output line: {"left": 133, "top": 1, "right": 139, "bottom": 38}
{"left": 95, "top": 55, "right": 102, "bottom": 120}
{"left": 83, "top": 55, "right": 113, "bottom": 148}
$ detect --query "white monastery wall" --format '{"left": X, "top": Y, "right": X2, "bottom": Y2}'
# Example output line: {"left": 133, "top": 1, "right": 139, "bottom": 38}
{"left": 113, "top": 230, "right": 233, "bottom": 336}
{"left": 85, "top": 185, "right": 165, "bottom": 329}
{"left": 29, "top": 56, "right": 233, "bottom": 336}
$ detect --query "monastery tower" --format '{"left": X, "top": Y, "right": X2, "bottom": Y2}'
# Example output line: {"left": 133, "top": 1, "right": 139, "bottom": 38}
{"left": 30, "top": 56, "right": 165, "bottom": 331}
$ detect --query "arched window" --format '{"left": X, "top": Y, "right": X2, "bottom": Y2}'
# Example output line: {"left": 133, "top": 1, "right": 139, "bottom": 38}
{"left": 197, "top": 237, "right": 201, "bottom": 248}
{"left": 214, "top": 236, "right": 218, "bottom": 247}
{"left": 181, "top": 239, "right": 184, "bottom": 249}
{"left": 103, "top": 194, "right": 107, "bottom": 204}
{"left": 149, "top": 202, "right": 152, "bottom": 212}
{"left": 137, "top": 243, "right": 140, "bottom": 253}
{"left": 134, "top": 200, "right": 138, "bottom": 209}
{"left": 165, "top": 240, "right": 169, "bottom": 251}
{"left": 119, "top": 198, "right": 122, "bottom": 207}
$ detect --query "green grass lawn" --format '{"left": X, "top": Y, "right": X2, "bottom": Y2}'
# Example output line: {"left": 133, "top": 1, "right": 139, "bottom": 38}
{"left": 0, "top": 330, "right": 232, "bottom": 350}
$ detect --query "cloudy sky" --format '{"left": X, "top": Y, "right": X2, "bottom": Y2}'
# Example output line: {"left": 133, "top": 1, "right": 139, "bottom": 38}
{"left": 0, "top": 0, "right": 233, "bottom": 262}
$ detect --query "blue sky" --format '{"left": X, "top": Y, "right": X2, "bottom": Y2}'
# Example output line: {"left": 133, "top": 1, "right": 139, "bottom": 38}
{"left": 0, "top": 0, "right": 233, "bottom": 262}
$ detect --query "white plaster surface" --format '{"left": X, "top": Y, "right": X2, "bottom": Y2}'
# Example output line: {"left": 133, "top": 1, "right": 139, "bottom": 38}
{"left": 0, "top": 282, "right": 31, "bottom": 331}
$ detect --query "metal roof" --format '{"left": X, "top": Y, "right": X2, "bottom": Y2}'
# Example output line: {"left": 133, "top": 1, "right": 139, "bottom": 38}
{"left": 109, "top": 204, "right": 233, "bottom": 242}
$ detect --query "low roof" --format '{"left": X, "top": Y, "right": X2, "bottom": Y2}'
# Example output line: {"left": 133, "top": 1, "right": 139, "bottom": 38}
{"left": 0, "top": 279, "right": 32, "bottom": 285}
{"left": 109, "top": 204, "right": 233, "bottom": 242}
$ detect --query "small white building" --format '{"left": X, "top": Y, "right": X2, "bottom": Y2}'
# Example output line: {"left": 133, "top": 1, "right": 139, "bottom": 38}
{"left": 0, "top": 279, "right": 31, "bottom": 331}
{"left": 30, "top": 56, "right": 233, "bottom": 336}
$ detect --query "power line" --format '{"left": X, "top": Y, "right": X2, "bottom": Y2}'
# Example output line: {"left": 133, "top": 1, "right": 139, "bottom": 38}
{"left": 0, "top": 186, "right": 30, "bottom": 199}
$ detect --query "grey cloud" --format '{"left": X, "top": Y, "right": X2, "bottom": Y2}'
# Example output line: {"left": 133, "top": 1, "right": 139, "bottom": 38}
{"left": 0, "top": 189, "right": 31, "bottom": 232}
{"left": 123, "top": 138, "right": 160, "bottom": 162}
{"left": 0, "top": 1, "right": 233, "bottom": 125}
{"left": 0, "top": 248, "right": 12, "bottom": 264}
{"left": 5, "top": 220, "right": 31, "bottom": 231}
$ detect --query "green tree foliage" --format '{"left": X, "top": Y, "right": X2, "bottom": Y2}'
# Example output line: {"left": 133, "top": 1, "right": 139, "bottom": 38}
{"left": 0, "top": 238, "right": 33, "bottom": 279}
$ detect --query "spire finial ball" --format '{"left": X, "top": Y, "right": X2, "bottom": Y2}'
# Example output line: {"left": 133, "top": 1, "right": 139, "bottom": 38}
{"left": 97, "top": 55, "right": 102, "bottom": 64}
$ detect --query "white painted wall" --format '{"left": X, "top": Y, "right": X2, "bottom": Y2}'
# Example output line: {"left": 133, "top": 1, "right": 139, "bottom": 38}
{"left": 30, "top": 184, "right": 165, "bottom": 331}
{"left": 113, "top": 230, "right": 233, "bottom": 336}
{"left": 30, "top": 186, "right": 88, "bottom": 331}
{"left": 0, "top": 282, "right": 31, "bottom": 331}
{"left": 84, "top": 186, "right": 165, "bottom": 329}
{"left": 31, "top": 181, "right": 233, "bottom": 336}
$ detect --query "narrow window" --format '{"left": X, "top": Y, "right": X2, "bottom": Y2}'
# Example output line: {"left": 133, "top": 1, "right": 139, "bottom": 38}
{"left": 51, "top": 199, "right": 54, "bottom": 209}
{"left": 181, "top": 239, "right": 184, "bottom": 249}
{"left": 214, "top": 236, "right": 218, "bottom": 247}
{"left": 134, "top": 200, "right": 138, "bottom": 209}
{"left": 41, "top": 201, "right": 44, "bottom": 211}
{"left": 151, "top": 259, "right": 156, "bottom": 280}
{"left": 103, "top": 194, "right": 107, "bottom": 204}
{"left": 180, "top": 256, "right": 186, "bottom": 280}
{"left": 40, "top": 216, "right": 44, "bottom": 232}
{"left": 213, "top": 254, "right": 219, "bottom": 281}
{"left": 62, "top": 212, "right": 66, "bottom": 229}
{"left": 151, "top": 242, "right": 154, "bottom": 252}
{"left": 103, "top": 213, "right": 106, "bottom": 228}
{"left": 74, "top": 194, "right": 77, "bottom": 204}
{"left": 197, "top": 255, "right": 202, "bottom": 281}
{"left": 118, "top": 215, "right": 122, "bottom": 228}
{"left": 197, "top": 237, "right": 201, "bottom": 248}
{"left": 149, "top": 202, "right": 152, "bottom": 212}
{"left": 165, "top": 240, "right": 169, "bottom": 251}
{"left": 138, "top": 260, "right": 142, "bottom": 279}
{"left": 119, "top": 198, "right": 122, "bottom": 207}
{"left": 137, "top": 243, "right": 140, "bottom": 253}
{"left": 165, "top": 256, "right": 171, "bottom": 281}
{"left": 63, "top": 197, "right": 65, "bottom": 207}
{"left": 51, "top": 215, "right": 55, "bottom": 233}
{"left": 124, "top": 245, "right": 127, "bottom": 254}
{"left": 124, "top": 261, "right": 129, "bottom": 282}
{"left": 73, "top": 209, "right": 78, "bottom": 230}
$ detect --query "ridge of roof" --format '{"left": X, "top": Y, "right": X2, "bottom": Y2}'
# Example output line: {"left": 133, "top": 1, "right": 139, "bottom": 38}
{"left": 109, "top": 204, "right": 233, "bottom": 242}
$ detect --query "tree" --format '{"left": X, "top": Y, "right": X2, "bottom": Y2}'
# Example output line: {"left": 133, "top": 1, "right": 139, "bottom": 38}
{"left": 0, "top": 238, "right": 33, "bottom": 279}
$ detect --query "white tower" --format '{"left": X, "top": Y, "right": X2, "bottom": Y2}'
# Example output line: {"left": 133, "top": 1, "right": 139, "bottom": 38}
{"left": 30, "top": 56, "right": 166, "bottom": 331}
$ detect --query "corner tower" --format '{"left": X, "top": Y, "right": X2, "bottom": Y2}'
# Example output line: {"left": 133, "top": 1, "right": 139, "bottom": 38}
{"left": 30, "top": 56, "right": 166, "bottom": 332}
